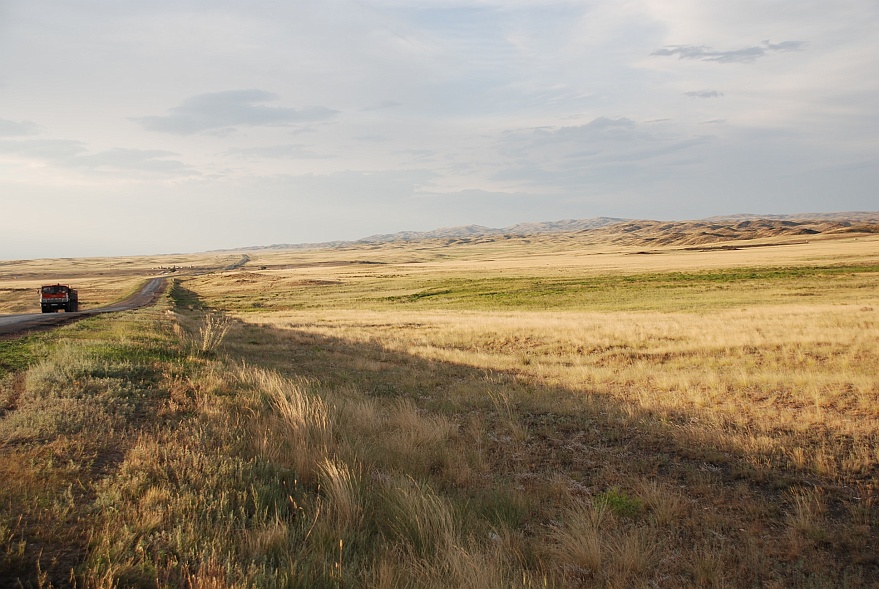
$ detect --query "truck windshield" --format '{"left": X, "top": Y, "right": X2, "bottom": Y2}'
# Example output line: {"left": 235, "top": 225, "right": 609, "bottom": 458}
{"left": 42, "top": 286, "right": 64, "bottom": 294}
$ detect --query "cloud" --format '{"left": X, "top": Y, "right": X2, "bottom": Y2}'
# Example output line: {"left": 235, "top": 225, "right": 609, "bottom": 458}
{"left": 0, "top": 138, "right": 86, "bottom": 160}
{"left": 70, "top": 148, "right": 195, "bottom": 176}
{"left": 498, "top": 117, "right": 644, "bottom": 157}
{"left": 549, "top": 117, "right": 640, "bottom": 140}
{"left": 686, "top": 90, "right": 724, "bottom": 98}
{"left": 494, "top": 137, "right": 709, "bottom": 186}
{"left": 354, "top": 134, "right": 389, "bottom": 142}
{"left": 134, "top": 90, "right": 339, "bottom": 135}
{"left": 652, "top": 40, "right": 804, "bottom": 63}
{"left": 393, "top": 148, "right": 437, "bottom": 163}
{"left": 225, "top": 144, "right": 331, "bottom": 159}
{"left": 362, "top": 100, "right": 403, "bottom": 111}
{"left": 0, "top": 118, "right": 39, "bottom": 137}
{"left": 492, "top": 116, "right": 711, "bottom": 193}
{"left": 0, "top": 139, "right": 193, "bottom": 177}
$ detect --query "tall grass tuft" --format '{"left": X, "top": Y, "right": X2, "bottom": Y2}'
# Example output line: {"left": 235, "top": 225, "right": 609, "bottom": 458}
{"left": 240, "top": 366, "right": 334, "bottom": 486}
{"left": 197, "top": 312, "right": 232, "bottom": 354}
{"left": 385, "top": 477, "right": 460, "bottom": 560}
{"left": 549, "top": 499, "right": 608, "bottom": 574}
{"left": 172, "top": 311, "right": 232, "bottom": 356}
{"left": 319, "top": 457, "right": 362, "bottom": 536}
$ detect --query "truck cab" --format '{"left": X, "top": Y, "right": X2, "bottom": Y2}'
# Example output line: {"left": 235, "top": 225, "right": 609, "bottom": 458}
{"left": 40, "top": 284, "right": 79, "bottom": 313}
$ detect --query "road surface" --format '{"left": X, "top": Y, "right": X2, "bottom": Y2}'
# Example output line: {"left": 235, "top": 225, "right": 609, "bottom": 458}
{"left": 0, "top": 277, "right": 167, "bottom": 337}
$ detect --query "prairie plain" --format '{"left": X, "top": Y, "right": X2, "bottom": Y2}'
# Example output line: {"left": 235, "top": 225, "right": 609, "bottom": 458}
{"left": 1, "top": 222, "right": 877, "bottom": 587}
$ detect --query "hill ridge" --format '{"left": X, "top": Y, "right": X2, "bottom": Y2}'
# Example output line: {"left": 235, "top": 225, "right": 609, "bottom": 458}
{"left": 228, "top": 211, "right": 879, "bottom": 252}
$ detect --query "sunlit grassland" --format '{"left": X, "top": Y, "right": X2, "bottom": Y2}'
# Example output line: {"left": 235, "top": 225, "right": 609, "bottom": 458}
{"left": 188, "top": 235, "right": 879, "bottom": 313}
{"left": 175, "top": 233, "right": 877, "bottom": 586}
{"left": 0, "top": 232, "right": 876, "bottom": 587}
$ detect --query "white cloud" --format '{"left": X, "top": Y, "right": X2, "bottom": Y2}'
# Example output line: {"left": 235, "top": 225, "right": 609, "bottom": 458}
{"left": 225, "top": 144, "right": 332, "bottom": 160}
{"left": 686, "top": 90, "right": 724, "bottom": 98}
{"left": 0, "top": 118, "right": 39, "bottom": 136}
{"left": 0, "top": 138, "right": 86, "bottom": 160}
{"left": 134, "top": 90, "right": 339, "bottom": 135}
{"left": 652, "top": 40, "right": 804, "bottom": 63}
{"left": 0, "top": 138, "right": 193, "bottom": 178}
{"left": 70, "top": 148, "right": 195, "bottom": 176}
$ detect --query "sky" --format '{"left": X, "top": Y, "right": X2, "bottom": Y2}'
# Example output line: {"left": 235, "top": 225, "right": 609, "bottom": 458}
{"left": 1, "top": 0, "right": 877, "bottom": 259}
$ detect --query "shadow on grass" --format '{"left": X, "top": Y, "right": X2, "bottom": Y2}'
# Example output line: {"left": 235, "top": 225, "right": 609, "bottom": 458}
{"left": 224, "top": 316, "right": 879, "bottom": 584}
{"left": 168, "top": 279, "right": 204, "bottom": 311}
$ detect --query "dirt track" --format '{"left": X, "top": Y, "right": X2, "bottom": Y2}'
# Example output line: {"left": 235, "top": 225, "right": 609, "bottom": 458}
{"left": 0, "top": 277, "right": 167, "bottom": 337}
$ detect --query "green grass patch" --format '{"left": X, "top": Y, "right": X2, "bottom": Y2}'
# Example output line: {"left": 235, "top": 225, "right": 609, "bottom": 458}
{"left": 199, "top": 263, "right": 879, "bottom": 314}
{"left": 0, "top": 335, "right": 40, "bottom": 378}
{"left": 168, "top": 278, "right": 204, "bottom": 310}
{"left": 378, "top": 264, "right": 879, "bottom": 312}
{"left": 596, "top": 488, "right": 645, "bottom": 518}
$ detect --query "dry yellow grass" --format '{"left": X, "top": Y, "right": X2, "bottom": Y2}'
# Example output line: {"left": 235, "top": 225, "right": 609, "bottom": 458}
{"left": 246, "top": 301, "right": 878, "bottom": 480}
{"left": 195, "top": 235, "right": 878, "bottom": 483}
{"left": 234, "top": 229, "right": 879, "bottom": 275}
{"left": 180, "top": 230, "right": 878, "bottom": 586}
{"left": 2, "top": 227, "right": 877, "bottom": 587}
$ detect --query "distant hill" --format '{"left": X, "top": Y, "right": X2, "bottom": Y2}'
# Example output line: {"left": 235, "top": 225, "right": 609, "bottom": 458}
{"left": 355, "top": 217, "right": 628, "bottom": 244}
{"left": 230, "top": 212, "right": 879, "bottom": 252}
{"left": 577, "top": 216, "right": 879, "bottom": 248}
{"left": 705, "top": 212, "right": 879, "bottom": 223}
{"left": 237, "top": 217, "right": 627, "bottom": 251}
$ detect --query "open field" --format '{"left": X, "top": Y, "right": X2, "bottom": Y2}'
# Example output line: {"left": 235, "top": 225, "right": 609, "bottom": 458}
{"left": 0, "top": 225, "right": 877, "bottom": 587}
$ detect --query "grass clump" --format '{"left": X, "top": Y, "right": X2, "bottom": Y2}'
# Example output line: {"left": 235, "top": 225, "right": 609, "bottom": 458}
{"left": 171, "top": 310, "right": 232, "bottom": 356}
{"left": 596, "top": 488, "right": 645, "bottom": 518}
{"left": 0, "top": 336, "right": 39, "bottom": 378}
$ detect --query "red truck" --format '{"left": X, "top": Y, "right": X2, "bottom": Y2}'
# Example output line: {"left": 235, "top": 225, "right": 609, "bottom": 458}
{"left": 40, "top": 284, "right": 79, "bottom": 313}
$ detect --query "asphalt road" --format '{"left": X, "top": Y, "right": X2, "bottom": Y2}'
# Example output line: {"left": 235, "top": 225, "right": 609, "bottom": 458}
{"left": 0, "top": 277, "right": 167, "bottom": 337}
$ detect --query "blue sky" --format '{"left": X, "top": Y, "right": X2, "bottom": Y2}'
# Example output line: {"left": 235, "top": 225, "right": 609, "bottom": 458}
{"left": 1, "top": 0, "right": 877, "bottom": 258}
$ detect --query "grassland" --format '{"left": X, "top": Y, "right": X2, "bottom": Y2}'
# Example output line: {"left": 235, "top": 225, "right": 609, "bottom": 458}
{"left": 0, "top": 228, "right": 877, "bottom": 587}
